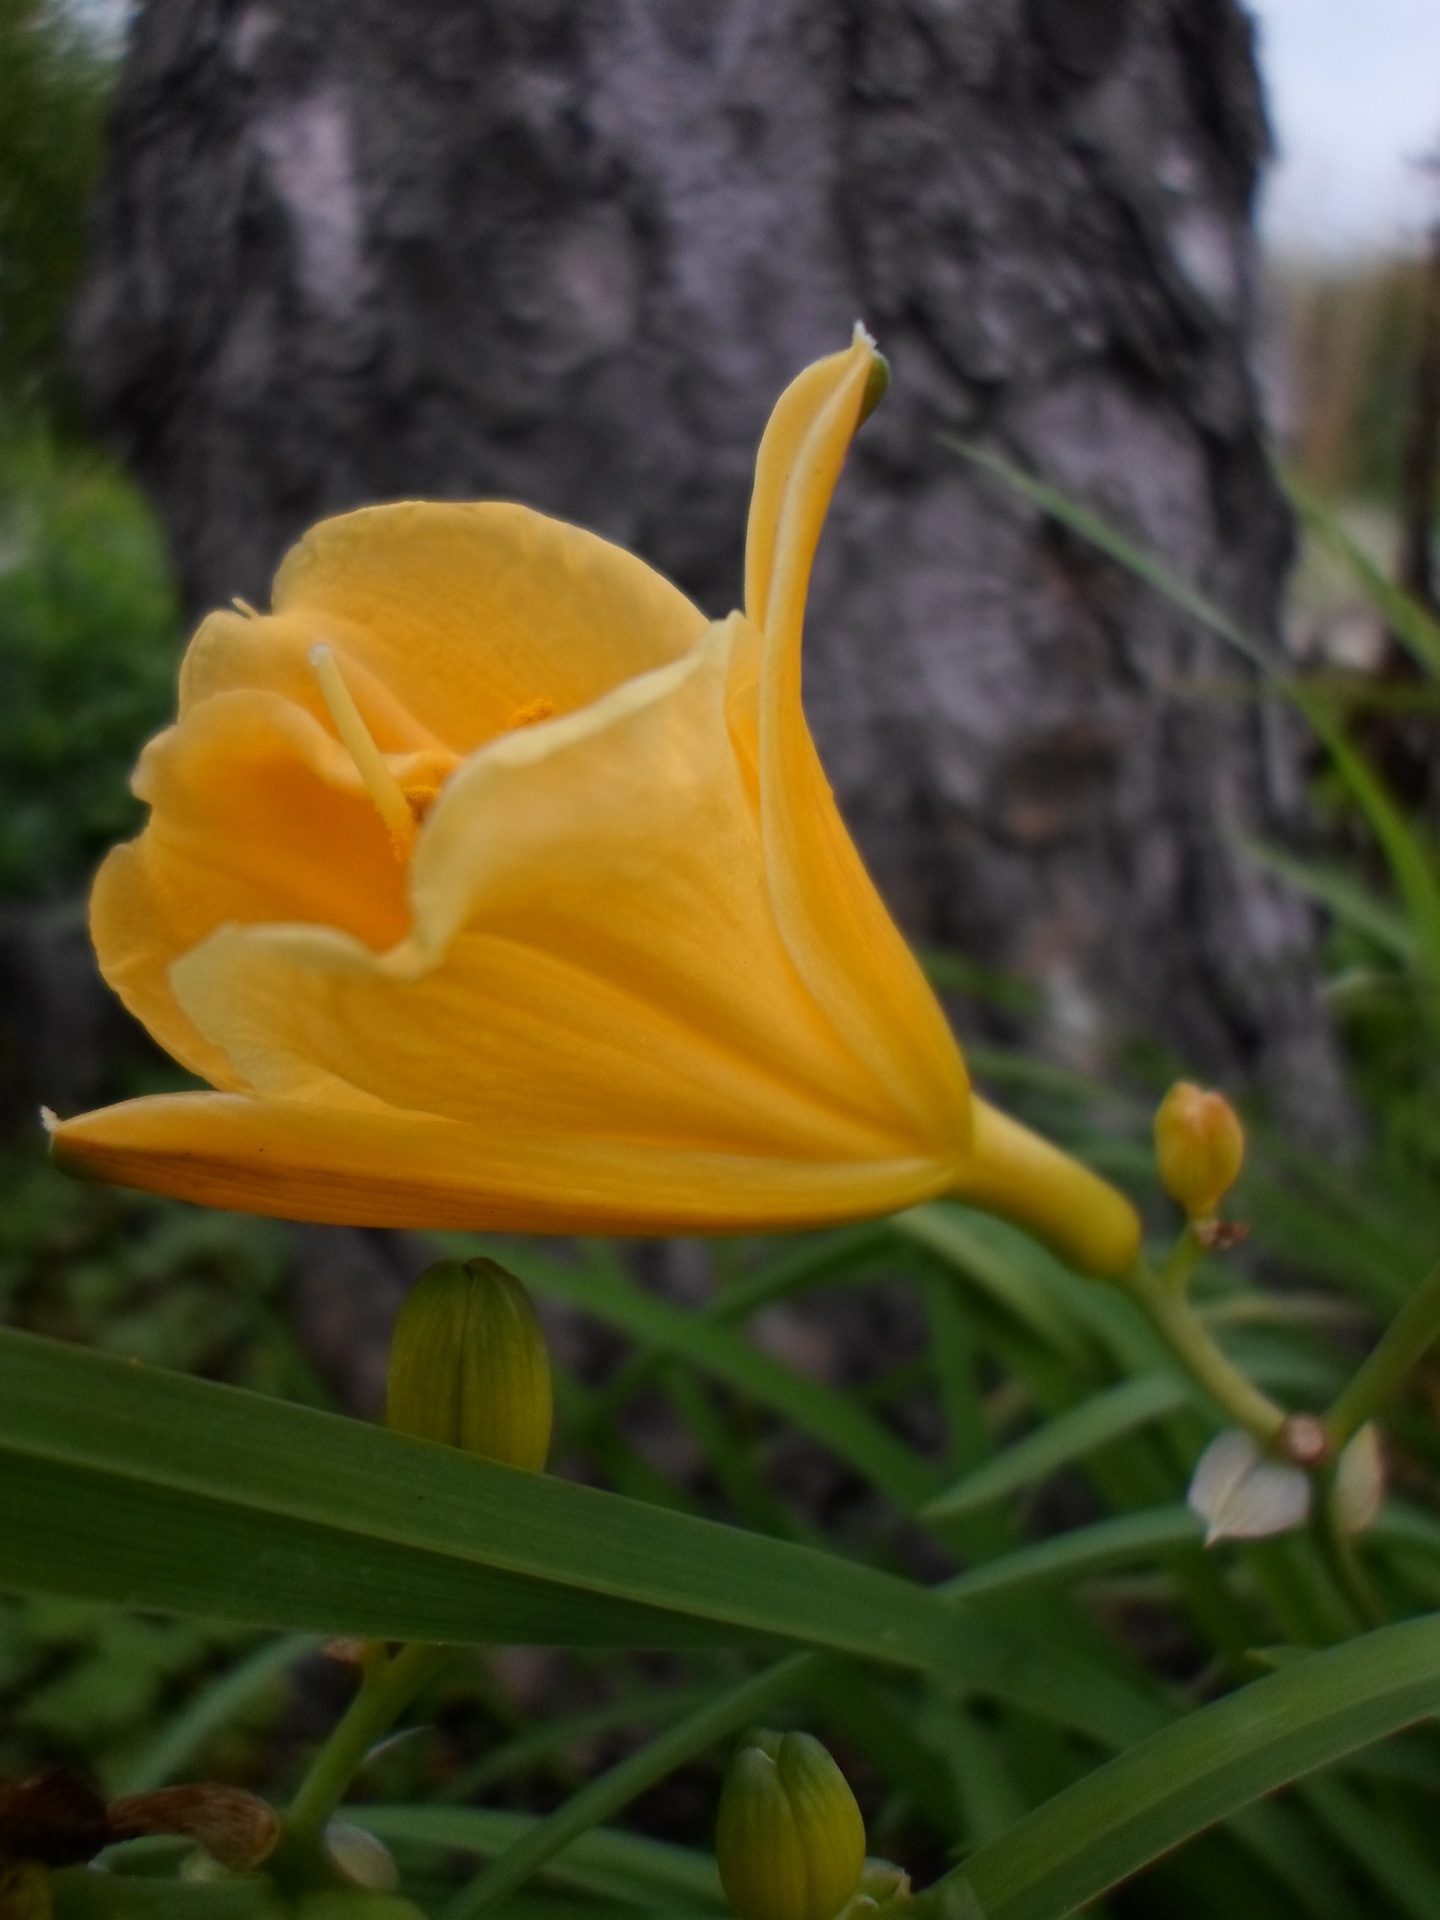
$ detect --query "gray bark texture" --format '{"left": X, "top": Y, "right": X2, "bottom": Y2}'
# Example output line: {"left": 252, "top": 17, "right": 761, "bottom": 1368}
{"left": 75, "top": 0, "right": 1349, "bottom": 1140}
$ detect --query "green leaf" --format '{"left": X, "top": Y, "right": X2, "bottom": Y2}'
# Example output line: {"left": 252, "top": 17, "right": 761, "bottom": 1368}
{"left": 114, "top": 1633, "right": 317, "bottom": 1792}
{"left": 0, "top": 1329, "right": 1159, "bottom": 1745}
{"left": 1287, "top": 478, "right": 1440, "bottom": 680}
{"left": 941, "top": 437, "right": 1274, "bottom": 672}
{"left": 438, "top": 1683, "right": 722, "bottom": 1804}
{"left": 439, "top": 1659, "right": 813, "bottom": 1917}
{"left": 1240, "top": 836, "right": 1417, "bottom": 965}
{"left": 356, "top": 1805, "right": 725, "bottom": 1911}
{"left": 912, "top": 1612, "right": 1440, "bottom": 1920}
{"left": 466, "top": 1244, "right": 941, "bottom": 1513}
{"left": 923, "top": 1376, "right": 1192, "bottom": 1519}
{"left": 941, "top": 1506, "right": 1204, "bottom": 1603}
{"left": 1300, "top": 1774, "right": 1440, "bottom": 1920}
{"left": 1296, "top": 696, "right": 1440, "bottom": 1001}
{"left": 0, "top": 1326, "right": 949, "bottom": 1661}
{"left": 894, "top": 1206, "right": 1087, "bottom": 1362}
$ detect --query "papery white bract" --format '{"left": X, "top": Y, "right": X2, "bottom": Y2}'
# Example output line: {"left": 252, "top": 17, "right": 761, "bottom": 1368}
{"left": 1188, "top": 1428, "right": 1311, "bottom": 1545}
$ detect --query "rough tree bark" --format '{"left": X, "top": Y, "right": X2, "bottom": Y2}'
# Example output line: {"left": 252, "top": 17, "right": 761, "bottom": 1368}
{"left": 75, "top": 0, "right": 1349, "bottom": 1140}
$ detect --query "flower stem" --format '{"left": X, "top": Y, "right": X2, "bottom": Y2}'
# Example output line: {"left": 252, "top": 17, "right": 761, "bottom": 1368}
{"left": 285, "top": 1642, "right": 452, "bottom": 1849}
{"left": 1327, "top": 1255, "right": 1440, "bottom": 1453}
{"left": 1127, "top": 1257, "right": 1287, "bottom": 1446}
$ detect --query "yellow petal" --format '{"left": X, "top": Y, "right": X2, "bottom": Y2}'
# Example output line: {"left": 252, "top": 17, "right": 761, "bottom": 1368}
{"left": 190, "top": 503, "right": 708, "bottom": 756}
{"left": 49, "top": 1094, "right": 952, "bottom": 1233}
{"left": 180, "top": 608, "right": 443, "bottom": 751}
{"left": 92, "top": 690, "right": 411, "bottom": 1084}
{"left": 166, "top": 620, "right": 947, "bottom": 1179}
{"left": 750, "top": 336, "right": 970, "bottom": 1147}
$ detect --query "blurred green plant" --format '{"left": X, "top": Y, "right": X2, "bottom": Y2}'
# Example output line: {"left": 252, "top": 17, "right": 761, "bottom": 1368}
{"left": 0, "top": 0, "right": 112, "bottom": 424}
{"left": 1275, "top": 258, "right": 1433, "bottom": 506}
{"left": 0, "top": 432, "right": 179, "bottom": 899}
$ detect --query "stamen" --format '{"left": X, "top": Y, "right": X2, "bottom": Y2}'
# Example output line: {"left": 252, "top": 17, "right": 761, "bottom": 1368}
{"left": 232, "top": 597, "right": 260, "bottom": 618}
{"left": 309, "top": 645, "right": 415, "bottom": 855}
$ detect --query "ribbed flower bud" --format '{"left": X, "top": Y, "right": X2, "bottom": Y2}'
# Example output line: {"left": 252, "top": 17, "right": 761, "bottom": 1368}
{"left": 1154, "top": 1082, "right": 1244, "bottom": 1220}
{"left": 716, "top": 1730, "right": 866, "bottom": 1920}
{"left": 386, "top": 1258, "right": 552, "bottom": 1472}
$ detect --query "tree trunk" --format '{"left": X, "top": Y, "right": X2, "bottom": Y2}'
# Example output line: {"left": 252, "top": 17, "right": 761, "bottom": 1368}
{"left": 75, "top": 0, "right": 1350, "bottom": 1142}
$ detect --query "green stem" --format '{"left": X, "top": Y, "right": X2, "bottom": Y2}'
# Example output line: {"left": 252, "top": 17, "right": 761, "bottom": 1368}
{"left": 1327, "top": 1256, "right": 1440, "bottom": 1452}
{"left": 286, "top": 1642, "right": 453, "bottom": 1847}
{"left": 1156, "top": 1226, "right": 1207, "bottom": 1297}
{"left": 1127, "top": 1259, "right": 1286, "bottom": 1446}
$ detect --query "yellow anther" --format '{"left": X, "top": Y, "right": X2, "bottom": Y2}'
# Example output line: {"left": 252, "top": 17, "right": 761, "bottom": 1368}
{"left": 231, "top": 597, "right": 260, "bottom": 618}
{"left": 309, "top": 645, "right": 416, "bottom": 856}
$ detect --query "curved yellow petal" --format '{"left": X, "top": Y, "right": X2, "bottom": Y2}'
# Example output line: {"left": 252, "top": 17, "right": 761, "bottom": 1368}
{"left": 92, "top": 690, "right": 411, "bottom": 1084}
{"left": 751, "top": 337, "right": 970, "bottom": 1148}
{"left": 49, "top": 1094, "right": 953, "bottom": 1234}
{"left": 251, "top": 502, "right": 710, "bottom": 754}
{"left": 166, "top": 620, "right": 939, "bottom": 1185}
{"left": 956, "top": 1099, "right": 1142, "bottom": 1278}
{"left": 180, "top": 607, "right": 442, "bottom": 751}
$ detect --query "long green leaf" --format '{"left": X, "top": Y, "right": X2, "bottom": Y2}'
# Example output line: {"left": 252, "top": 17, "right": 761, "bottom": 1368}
{"left": 1288, "top": 478, "right": 1440, "bottom": 680}
{"left": 941, "top": 1505, "right": 1203, "bottom": 1603}
{"left": 0, "top": 1326, "right": 987, "bottom": 1668}
{"left": 475, "top": 1245, "right": 940, "bottom": 1513}
{"left": 439, "top": 1661, "right": 806, "bottom": 1917}
{"left": 114, "top": 1634, "right": 318, "bottom": 1793}
{"left": 895, "top": 1206, "right": 1087, "bottom": 1361}
{"left": 924, "top": 1375, "right": 1191, "bottom": 1519}
{"left": 1297, "top": 695, "right": 1440, "bottom": 996}
{"left": 942, "top": 437, "right": 1274, "bottom": 672}
{"left": 1299, "top": 1774, "right": 1440, "bottom": 1920}
{"left": 910, "top": 1612, "right": 1440, "bottom": 1920}
{"left": 357, "top": 1804, "right": 725, "bottom": 1910}
{"left": 0, "top": 1328, "right": 1161, "bottom": 1744}
{"left": 1241, "top": 836, "right": 1417, "bottom": 964}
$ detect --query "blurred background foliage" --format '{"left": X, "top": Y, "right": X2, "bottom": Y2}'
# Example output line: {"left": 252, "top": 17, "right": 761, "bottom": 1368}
{"left": 3, "top": 3, "right": 1440, "bottom": 1915}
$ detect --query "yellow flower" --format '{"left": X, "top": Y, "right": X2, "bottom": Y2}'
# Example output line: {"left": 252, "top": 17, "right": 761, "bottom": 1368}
{"left": 49, "top": 332, "right": 1139, "bottom": 1276}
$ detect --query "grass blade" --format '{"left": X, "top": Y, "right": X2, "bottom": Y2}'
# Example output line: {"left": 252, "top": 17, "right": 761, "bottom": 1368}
{"left": 113, "top": 1634, "right": 318, "bottom": 1794}
{"left": 924, "top": 1375, "right": 1191, "bottom": 1519}
{"left": 471, "top": 1244, "right": 940, "bottom": 1513}
{"left": 1288, "top": 478, "right": 1440, "bottom": 680}
{"left": 1240, "top": 836, "right": 1417, "bottom": 964}
{"left": 441, "top": 1657, "right": 810, "bottom": 1916}
{"left": 358, "top": 1804, "right": 726, "bottom": 1910}
{"left": 913, "top": 1613, "right": 1440, "bottom": 1920}
{"left": 942, "top": 437, "right": 1274, "bottom": 672}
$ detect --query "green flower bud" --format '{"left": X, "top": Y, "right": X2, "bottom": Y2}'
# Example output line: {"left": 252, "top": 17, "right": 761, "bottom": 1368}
{"left": 716, "top": 1730, "right": 866, "bottom": 1920}
{"left": 386, "top": 1258, "right": 552, "bottom": 1471}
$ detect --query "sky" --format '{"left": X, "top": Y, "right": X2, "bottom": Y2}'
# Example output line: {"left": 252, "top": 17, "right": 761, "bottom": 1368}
{"left": 1248, "top": 0, "right": 1440, "bottom": 258}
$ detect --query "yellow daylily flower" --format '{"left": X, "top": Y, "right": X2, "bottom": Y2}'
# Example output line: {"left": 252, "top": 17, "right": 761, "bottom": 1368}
{"left": 49, "top": 332, "right": 1140, "bottom": 1276}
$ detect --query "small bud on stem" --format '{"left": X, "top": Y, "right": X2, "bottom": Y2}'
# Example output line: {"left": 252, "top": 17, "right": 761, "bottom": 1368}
{"left": 1154, "top": 1083, "right": 1244, "bottom": 1222}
